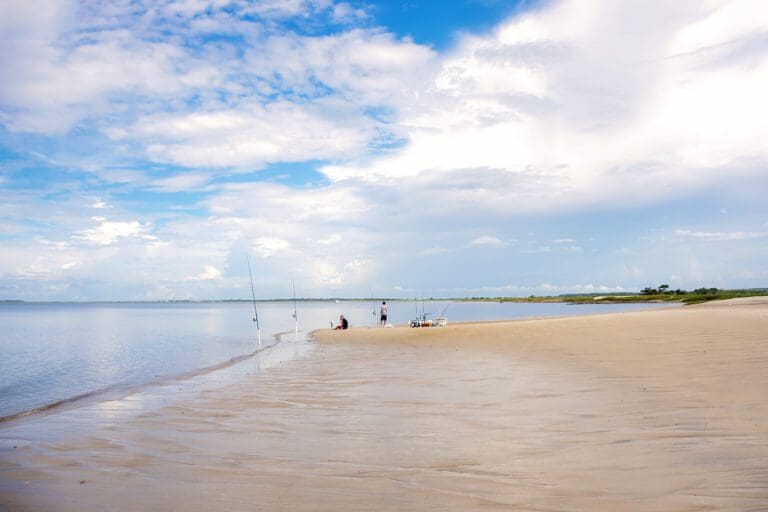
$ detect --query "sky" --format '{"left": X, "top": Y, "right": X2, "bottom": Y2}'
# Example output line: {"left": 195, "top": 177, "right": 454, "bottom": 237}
{"left": 1, "top": 0, "right": 767, "bottom": 301}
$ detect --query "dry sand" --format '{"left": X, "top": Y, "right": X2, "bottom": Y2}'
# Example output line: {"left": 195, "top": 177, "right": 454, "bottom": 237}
{"left": 1, "top": 298, "right": 768, "bottom": 510}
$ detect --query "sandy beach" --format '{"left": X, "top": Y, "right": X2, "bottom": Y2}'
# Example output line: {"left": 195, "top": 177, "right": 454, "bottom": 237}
{"left": 2, "top": 298, "right": 767, "bottom": 510}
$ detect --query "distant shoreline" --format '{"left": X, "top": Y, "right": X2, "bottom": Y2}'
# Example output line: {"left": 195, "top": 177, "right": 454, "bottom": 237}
{"left": 2, "top": 289, "right": 767, "bottom": 305}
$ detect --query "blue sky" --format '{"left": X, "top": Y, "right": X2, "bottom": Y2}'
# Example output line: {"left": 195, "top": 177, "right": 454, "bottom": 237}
{"left": 370, "top": 1, "right": 537, "bottom": 49}
{"left": 1, "top": 0, "right": 767, "bottom": 301}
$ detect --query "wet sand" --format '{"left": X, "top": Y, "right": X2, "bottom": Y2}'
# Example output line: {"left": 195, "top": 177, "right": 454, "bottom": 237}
{"left": 2, "top": 298, "right": 767, "bottom": 510}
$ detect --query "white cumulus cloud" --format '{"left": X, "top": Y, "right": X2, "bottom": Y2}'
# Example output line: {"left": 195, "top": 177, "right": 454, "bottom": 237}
{"left": 74, "top": 220, "right": 148, "bottom": 246}
{"left": 194, "top": 265, "right": 222, "bottom": 280}
{"left": 320, "top": 0, "right": 768, "bottom": 215}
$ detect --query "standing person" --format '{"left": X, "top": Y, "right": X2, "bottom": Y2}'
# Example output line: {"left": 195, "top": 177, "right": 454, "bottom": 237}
{"left": 379, "top": 301, "right": 388, "bottom": 327}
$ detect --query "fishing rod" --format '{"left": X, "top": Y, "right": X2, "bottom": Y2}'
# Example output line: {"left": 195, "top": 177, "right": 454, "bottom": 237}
{"left": 246, "top": 254, "right": 261, "bottom": 346}
{"left": 370, "top": 286, "right": 376, "bottom": 326}
{"left": 292, "top": 278, "right": 298, "bottom": 341}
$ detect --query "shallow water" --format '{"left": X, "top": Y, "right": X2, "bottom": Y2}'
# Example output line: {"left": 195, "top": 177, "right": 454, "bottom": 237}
{"left": 0, "top": 300, "right": 670, "bottom": 420}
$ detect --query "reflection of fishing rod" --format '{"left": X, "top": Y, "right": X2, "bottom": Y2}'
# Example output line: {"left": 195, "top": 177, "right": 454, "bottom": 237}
{"left": 246, "top": 254, "right": 261, "bottom": 346}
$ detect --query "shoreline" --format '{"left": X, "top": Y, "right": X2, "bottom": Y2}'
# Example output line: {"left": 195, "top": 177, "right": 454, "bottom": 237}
{"left": 2, "top": 298, "right": 767, "bottom": 510}
{"left": 0, "top": 329, "right": 313, "bottom": 429}
{"left": 0, "top": 300, "right": 671, "bottom": 423}
{"left": 3, "top": 291, "right": 767, "bottom": 305}
{"left": 307, "top": 298, "right": 686, "bottom": 343}
{"left": 0, "top": 338, "right": 284, "bottom": 426}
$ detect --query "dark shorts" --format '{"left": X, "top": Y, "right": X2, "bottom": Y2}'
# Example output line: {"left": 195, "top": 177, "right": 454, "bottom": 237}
{"left": 380, "top": 315, "right": 387, "bottom": 321}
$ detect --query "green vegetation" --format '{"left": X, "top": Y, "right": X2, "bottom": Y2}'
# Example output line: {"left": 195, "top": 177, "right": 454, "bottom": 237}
{"left": 458, "top": 286, "right": 768, "bottom": 305}
{"left": 639, "top": 285, "right": 768, "bottom": 304}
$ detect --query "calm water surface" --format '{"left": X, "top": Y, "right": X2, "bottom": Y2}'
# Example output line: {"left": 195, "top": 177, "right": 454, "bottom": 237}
{"left": 0, "top": 300, "right": 671, "bottom": 419}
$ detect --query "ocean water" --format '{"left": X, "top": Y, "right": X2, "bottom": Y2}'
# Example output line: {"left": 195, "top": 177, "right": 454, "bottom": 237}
{"left": 0, "top": 300, "right": 671, "bottom": 420}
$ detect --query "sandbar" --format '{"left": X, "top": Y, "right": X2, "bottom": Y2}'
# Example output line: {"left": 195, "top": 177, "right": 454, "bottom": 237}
{"left": 1, "top": 298, "right": 767, "bottom": 510}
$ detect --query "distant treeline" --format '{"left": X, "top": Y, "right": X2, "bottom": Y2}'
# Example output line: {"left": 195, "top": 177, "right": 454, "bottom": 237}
{"left": 460, "top": 286, "right": 768, "bottom": 305}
